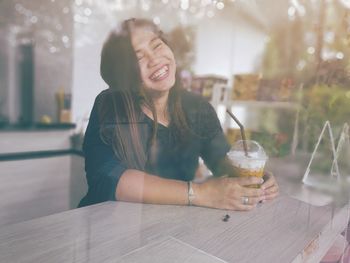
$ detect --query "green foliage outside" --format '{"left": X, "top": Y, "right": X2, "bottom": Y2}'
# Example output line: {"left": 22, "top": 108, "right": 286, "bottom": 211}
{"left": 259, "top": 2, "right": 350, "bottom": 154}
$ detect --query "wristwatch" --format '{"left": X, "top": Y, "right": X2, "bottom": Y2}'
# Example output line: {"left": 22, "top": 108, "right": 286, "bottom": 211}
{"left": 188, "top": 181, "right": 195, "bottom": 206}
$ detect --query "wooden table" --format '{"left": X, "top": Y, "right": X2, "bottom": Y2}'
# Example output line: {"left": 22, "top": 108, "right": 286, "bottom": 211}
{"left": 0, "top": 199, "right": 348, "bottom": 262}
{"left": 0, "top": 157, "right": 349, "bottom": 263}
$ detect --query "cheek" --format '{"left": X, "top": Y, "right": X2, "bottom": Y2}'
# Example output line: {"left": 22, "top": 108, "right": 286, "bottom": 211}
{"left": 165, "top": 48, "right": 176, "bottom": 64}
{"left": 162, "top": 49, "right": 176, "bottom": 71}
{"left": 138, "top": 63, "right": 149, "bottom": 83}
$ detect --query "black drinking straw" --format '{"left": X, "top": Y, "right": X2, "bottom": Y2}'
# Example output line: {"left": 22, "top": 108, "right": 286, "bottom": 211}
{"left": 226, "top": 109, "right": 249, "bottom": 157}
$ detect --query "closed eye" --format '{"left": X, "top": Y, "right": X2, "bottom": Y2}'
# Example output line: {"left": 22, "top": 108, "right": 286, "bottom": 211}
{"left": 153, "top": 42, "right": 162, "bottom": 50}
{"left": 136, "top": 52, "right": 144, "bottom": 60}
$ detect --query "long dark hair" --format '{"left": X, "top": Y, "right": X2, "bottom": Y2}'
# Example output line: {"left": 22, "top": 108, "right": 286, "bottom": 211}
{"left": 99, "top": 18, "right": 191, "bottom": 170}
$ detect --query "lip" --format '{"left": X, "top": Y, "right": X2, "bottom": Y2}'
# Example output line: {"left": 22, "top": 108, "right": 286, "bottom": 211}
{"left": 149, "top": 64, "right": 169, "bottom": 82}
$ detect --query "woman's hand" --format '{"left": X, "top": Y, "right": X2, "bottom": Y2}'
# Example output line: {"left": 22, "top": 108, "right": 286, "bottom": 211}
{"left": 193, "top": 176, "right": 265, "bottom": 211}
{"left": 261, "top": 171, "right": 279, "bottom": 200}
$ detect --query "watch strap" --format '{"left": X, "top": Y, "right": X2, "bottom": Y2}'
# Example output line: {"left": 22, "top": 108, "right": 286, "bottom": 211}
{"left": 188, "top": 181, "right": 195, "bottom": 206}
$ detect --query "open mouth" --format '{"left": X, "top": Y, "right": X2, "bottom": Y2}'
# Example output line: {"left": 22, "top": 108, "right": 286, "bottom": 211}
{"left": 149, "top": 65, "right": 169, "bottom": 82}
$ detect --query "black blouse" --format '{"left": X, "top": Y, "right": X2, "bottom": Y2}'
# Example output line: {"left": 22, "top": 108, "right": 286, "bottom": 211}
{"left": 79, "top": 89, "right": 231, "bottom": 207}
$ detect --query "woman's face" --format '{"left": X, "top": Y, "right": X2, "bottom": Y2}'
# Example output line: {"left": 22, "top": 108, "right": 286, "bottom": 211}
{"left": 130, "top": 26, "right": 176, "bottom": 94}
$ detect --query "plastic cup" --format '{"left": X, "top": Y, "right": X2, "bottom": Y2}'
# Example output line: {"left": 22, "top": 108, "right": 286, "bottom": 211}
{"left": 227, "top": 140, "right": 268, "bottom": 188}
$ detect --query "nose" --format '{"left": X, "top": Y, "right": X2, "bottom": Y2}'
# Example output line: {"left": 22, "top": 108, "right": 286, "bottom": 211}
{"left": 146, "top": 51, "right": 160, "bottom": 68}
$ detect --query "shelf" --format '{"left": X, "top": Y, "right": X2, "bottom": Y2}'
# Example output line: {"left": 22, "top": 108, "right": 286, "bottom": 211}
{"left": 0, "top": 123, "right": 76, "bottom": 132}
{"left": 225, "top": 100, "right": 299, "bottom": 110}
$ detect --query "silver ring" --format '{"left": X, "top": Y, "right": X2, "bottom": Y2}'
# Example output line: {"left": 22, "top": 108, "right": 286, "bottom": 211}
{"left": 242, "top": 196, "right": 249, "bottom": 205}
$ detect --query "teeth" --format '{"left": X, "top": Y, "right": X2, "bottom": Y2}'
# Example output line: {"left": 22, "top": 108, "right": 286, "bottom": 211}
{"left": 155, "top": 68, "right": 166, "bottom": 77}
{"left": 150, "top": 66, "right": 168, "bottom": 81}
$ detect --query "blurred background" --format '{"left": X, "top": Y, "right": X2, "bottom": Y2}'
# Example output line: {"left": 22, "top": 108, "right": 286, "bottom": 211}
{"left": 0, "top": 0, "right": 349, "bottom": 154}
{"left": 0, "top": 0, "right": 349, "bottom": 231}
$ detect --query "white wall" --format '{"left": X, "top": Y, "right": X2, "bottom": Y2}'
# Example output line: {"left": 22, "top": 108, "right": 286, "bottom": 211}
{"left": 194, "top": 16, "right": 233, "bottom": 78}
{"left": 71, "top": 23, "right": 108, "bottom": 127}
{"left": 230, "top": 23, "right": 267, "bottom": 75}
{"left": 194, "top": 9, "right": 267, "bottom": 80}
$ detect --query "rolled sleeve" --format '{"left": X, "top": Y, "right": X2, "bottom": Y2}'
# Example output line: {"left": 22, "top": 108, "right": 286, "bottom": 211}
{"left": 79, "top": 94, "right": 127, "bottom": 207}
{"left": 199, "top": 102, "right": 231, "bottom": 176}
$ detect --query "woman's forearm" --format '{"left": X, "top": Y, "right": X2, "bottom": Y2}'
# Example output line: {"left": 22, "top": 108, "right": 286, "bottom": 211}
{"left": 116, "top": 169, "right": 192, "bottom": 205}
{"left": 115, "top": 168, "right": 270, "bottom": 210}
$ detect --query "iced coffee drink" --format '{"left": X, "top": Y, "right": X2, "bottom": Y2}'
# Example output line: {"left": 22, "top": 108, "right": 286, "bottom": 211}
{"left": 227, "top": 140, "right": 268, "bottom": 188}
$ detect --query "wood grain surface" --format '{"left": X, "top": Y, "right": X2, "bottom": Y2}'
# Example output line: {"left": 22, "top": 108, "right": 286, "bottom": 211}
{"left": 0, "top": 197, "right": 348, "bottom": 263}
{"left": 0, "top": 157, "right": 348, "bottom": 262}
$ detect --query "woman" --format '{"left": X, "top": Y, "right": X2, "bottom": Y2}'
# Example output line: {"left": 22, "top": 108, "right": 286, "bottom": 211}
{"left": 79, "top": 18, "right": 279, "bottom": 210}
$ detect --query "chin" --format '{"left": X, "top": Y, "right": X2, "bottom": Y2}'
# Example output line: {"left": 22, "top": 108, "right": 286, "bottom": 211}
{"left": 145, "top": 75, "right": 176, "bottom": 93}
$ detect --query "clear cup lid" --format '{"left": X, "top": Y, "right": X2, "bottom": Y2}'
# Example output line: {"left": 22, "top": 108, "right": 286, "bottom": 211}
{"left": 227, "top": 140, "right": 268, "bottom": 160}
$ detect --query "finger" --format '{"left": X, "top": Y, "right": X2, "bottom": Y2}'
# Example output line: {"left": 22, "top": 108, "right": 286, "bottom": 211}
{"left": 240, "top": 196, "right": 263, "bottom": 206}
{"left": 227, "top": 200, "right": 256, "bottom": 211}
{"left": 237, "top": 177, "right": 264, "bottom": 187}
{"left": 263, "top": 170, "right": 273, "bottom": 180}
{"left": 265, "top": 191, "right": 279, "bottom": 200}
{"left": 261, "top": 174, "right": 278, "bottom": 190}
{"left": 234, "top": 202, "right": 256, "bottom": 211}
{"left": 264, "top": 185, "right": 279, "bottom": 195}
{"left": 240, "top": 187, "right": 265, "bottom": 198}
{"left": 261, "top": 177, "right": 275, "bottom": 190}
{"left": 264, "top": 186, "right": 279, "bottom": 200}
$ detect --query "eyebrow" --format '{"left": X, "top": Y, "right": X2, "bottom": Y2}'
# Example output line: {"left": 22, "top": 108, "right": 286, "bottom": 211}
{"left": 135, "top": 36, "right": 159, "bottom": 54}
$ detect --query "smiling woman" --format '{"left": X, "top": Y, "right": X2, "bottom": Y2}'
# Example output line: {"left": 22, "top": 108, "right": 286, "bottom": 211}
{"left": 78, "top": 18, "right": 279, "bottom": 210}
{"left": 131, "top": 27, "right": 176, "bottom": 92}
